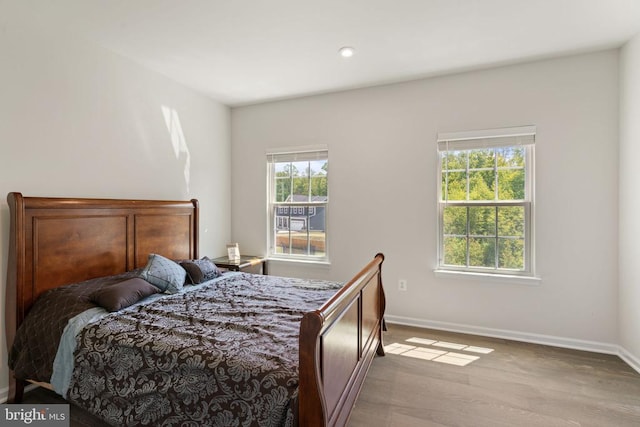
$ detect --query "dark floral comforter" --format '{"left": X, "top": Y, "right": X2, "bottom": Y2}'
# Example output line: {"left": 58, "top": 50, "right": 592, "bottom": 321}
{"left": 9, "top": 271, "right": 140, "bottom": 382}
{"left": 66, "top": 273, "right": 342, "bottom": 427}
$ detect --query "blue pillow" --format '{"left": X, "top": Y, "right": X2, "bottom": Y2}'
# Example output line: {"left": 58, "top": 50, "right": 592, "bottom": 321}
{"left": 139, "top": 253, "right": 187, "bottom": 294}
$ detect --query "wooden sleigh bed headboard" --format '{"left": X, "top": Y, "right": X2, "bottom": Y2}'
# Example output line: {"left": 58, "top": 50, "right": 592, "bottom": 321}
{"left": 5, "top": 192, "right": 199, "bottom": 402}
{"left": 5, "top": 192, "right": 386, "bottom": 427}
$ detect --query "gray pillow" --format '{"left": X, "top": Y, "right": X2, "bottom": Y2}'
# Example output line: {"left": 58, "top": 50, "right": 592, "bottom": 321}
{"left": 180, "top": 257, "right": 222, "bottom": 284}
{"left": 139, "top": 253, "right": 187, "bottom": 294}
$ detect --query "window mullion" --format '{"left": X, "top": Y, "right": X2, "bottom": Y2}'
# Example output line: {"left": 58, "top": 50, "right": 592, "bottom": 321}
{"left": 466, "top": 153, "right": 470, "bottom": 268}
{"left": 288, "top": 207, "right": 292, "bottom": 255}
{"left": 289, "top": 162, "right": 294, "bottom": 202}
{"left": 494, "top": 148, "right": 499, "bottom": 201}
{"left": 494, "top": 152, "right": 499, "bottom": 270}
{"left": 466, "top": 152, "right": 470, "bottom": 202}
{"left": 306, "top": 207, "right": 311, "bottom": 255}
{"left": 307, "top": 161, "right": 311, "bottom": 201}
{"left": 466, "top": 206, "right": 470, "bottom": 268}
{"left": 444, "top": 151, "right": 449, "bottom": 203}
{"left": 495, "top": 206, "right": 499, "bottom": 269}
{"left": 307, "top": 161, "right": 311, "bottom": 255}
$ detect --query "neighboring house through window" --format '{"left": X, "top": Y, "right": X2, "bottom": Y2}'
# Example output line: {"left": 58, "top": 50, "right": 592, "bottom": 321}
{"left": 267, "top": 146, "right": 328, "bottom": 262}
{"left": 437, "top": 126, "right": 535, "bottom": 276}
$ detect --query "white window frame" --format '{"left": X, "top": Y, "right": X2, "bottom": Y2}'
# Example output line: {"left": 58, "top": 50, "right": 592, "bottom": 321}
{"left": 267, "top": 146, "right": 329, "bottom": 263}
{"left": 436, "top": 126, "right": 536, "bottom": 277}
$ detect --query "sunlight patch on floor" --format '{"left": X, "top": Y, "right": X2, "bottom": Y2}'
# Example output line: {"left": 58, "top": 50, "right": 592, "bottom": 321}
{"left": 385, "top": 337, "right": 493, "bottom": 366}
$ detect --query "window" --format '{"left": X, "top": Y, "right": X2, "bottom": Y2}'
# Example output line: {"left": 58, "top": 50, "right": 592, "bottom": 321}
{"left": 437, "top": 126, "right": 535, "bottom": 276}
{"left": 267, "top": 147, "right": 328, "bottom": 262}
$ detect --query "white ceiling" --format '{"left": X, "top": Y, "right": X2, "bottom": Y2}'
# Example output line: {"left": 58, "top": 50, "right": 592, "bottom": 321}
{"left": 4, "top": 0, "right": 640, "bottom": 106}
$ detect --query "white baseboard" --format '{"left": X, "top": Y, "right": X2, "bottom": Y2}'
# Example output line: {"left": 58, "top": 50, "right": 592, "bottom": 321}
{"left": 384, "top": 315, "right": 640, "bottom": 374}
{"left": 618, "top": 346, "right": 640, "bottom": 374}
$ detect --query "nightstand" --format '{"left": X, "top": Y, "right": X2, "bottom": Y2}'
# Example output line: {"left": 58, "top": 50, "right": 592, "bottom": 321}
{"left": 210, "top": 255, "right": 268, "bottom": 275}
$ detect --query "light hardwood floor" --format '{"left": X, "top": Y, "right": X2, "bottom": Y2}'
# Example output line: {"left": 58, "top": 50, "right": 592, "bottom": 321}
{"left": 21, "top": 324, "right": 640, "bottom": 426}
{"left": 348, "top": 324, "right": 640, "bottom": 427}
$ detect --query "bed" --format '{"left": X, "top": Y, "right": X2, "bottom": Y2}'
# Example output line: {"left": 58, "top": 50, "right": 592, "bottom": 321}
{"left": 4, "top": 192, "right": 386, "bottom": 426}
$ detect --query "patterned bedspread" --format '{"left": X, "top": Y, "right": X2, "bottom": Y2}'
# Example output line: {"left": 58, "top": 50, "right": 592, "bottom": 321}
{"left": 65, "top": 273, "right": 342, "bottom": 426}
{"left": 9, "top": 271, "right": 139, "bottom": 383}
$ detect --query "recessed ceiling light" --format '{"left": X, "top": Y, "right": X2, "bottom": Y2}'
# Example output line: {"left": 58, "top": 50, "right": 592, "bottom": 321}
{"left": 339, "top": 46, "right": 355, "bottom": 58}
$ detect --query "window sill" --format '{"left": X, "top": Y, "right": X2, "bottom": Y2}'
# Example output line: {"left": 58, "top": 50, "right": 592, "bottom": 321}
{"left": 434, "top": 269, "right": 541, "bottom": 285}
{"left": 267, "top": 257, "right": 331, "bottom": 267}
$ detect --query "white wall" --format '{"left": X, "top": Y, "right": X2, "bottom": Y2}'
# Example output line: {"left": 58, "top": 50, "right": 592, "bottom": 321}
{"left": 0, "top": 24, "right": 231, "bottom": 399}
{"left": 619, "top": 32, "right": 640, "bottom": 370}
{"left": 232, "top": 51, "right": 619, "bottom": 350}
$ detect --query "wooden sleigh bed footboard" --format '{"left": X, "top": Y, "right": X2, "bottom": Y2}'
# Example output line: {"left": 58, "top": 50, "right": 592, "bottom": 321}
{"left": 5, "top": 192, "right": 386, "bottom": 427}
{"left": 299, "top": 253, "right": 386, "bottom": 427}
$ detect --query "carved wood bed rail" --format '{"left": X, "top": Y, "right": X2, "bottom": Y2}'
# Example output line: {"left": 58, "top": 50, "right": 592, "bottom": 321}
{"left": 4, "top": 192, "right": 385, "bottom": 426}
